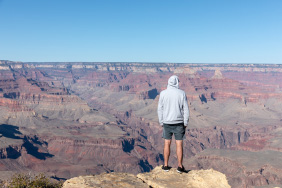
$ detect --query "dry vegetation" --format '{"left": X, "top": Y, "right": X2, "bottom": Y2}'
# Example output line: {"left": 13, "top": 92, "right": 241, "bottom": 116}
{"left": 0, "top": 173, "right": 63, "bottom": 188}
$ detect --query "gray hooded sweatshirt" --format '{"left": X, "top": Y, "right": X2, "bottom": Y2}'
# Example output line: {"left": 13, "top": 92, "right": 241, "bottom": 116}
{"left": 157, "top": 75, "right": 189, "bottom": 126}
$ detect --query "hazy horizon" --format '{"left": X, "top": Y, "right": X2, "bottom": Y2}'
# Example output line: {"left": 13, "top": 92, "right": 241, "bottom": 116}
{"left": 1, "top": 60, "right": 282, "bottom": 65}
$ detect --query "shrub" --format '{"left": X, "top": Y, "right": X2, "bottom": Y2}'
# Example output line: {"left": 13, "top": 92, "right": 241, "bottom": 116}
{"left": 3, "top": 173, "right": 63, "bottom": 188}
{"left": 0, "top": 180, "right": 4, "bottom": 187}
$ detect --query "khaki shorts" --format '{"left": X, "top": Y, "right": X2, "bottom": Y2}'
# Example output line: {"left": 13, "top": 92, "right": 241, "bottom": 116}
{"left": 162, "top": 123, "right": 186, "bottom": 140}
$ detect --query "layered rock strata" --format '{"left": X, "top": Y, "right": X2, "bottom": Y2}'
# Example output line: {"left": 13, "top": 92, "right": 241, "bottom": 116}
{"left": 0, "top": 61, "right": 282, "bottom": 188}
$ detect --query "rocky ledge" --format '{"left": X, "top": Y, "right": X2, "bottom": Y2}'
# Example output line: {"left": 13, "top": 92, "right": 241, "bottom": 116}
{"left": 62, "top": 166, "right": 231, "bottom": 188}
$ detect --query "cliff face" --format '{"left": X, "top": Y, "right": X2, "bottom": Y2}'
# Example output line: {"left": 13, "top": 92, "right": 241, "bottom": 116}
{"left": 0, "top": 61, "right": 282, "bottom": 188}
{"left": 187, "top": 154, "right": 282, "bottom": 188}
{"left": 62, "top": 166, "right": 231, "bottom": 188}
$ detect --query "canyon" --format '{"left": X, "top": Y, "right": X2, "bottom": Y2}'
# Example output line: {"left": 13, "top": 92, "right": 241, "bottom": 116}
{"left": 0, "top": 60, "right": 281, "bottom": 187}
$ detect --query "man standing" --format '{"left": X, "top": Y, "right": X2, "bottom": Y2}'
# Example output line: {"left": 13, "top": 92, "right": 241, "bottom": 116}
{"left": 157, "top": 75, "right": 189, "bottom": 173}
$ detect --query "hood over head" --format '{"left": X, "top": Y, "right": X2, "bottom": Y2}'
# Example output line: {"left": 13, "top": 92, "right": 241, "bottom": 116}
{"left": 167, "top": 75, "right": 179, "bottom": 89}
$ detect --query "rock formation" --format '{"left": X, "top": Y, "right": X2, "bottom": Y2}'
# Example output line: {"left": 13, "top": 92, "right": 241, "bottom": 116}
{"left": 62, "top": 166, "right": 231, "bottom": 188}
{"left": 0, "top": 61, "right": 282, "bottom": 187}
{"left": 211, "top": 69, "right": 223, "bottom": 79}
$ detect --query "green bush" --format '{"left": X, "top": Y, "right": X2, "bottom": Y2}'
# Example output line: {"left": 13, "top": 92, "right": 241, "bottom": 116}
{"left": 3, "top": 173, "right": 63, "bottom": 188}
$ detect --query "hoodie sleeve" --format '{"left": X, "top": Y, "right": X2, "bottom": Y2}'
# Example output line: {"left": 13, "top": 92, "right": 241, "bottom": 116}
{"left": 157, "top": 92, "right": 164, "bottom": 126}
{"left": 183, "top": 93, "right": 189, "bottom": 126}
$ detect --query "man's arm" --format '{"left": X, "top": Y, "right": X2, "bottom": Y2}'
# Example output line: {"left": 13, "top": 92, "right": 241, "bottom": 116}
{"left": 157, "top": 93, "right": 164, "bottom": 126}
{"left": 183, "top": 94, "right": 189, "bottom": 127}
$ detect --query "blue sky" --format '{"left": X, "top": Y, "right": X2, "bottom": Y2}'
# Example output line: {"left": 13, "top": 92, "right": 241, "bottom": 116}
{"left": 0, "top": 0, "right": 281, "bottom": 63}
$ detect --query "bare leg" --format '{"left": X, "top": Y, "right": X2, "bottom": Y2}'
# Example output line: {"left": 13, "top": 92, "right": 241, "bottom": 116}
{"left": 176, "top": 140, "right": 183, "bottom": 167}
{"left": 164, "top": 139, "right": 171, "bottom": 166}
